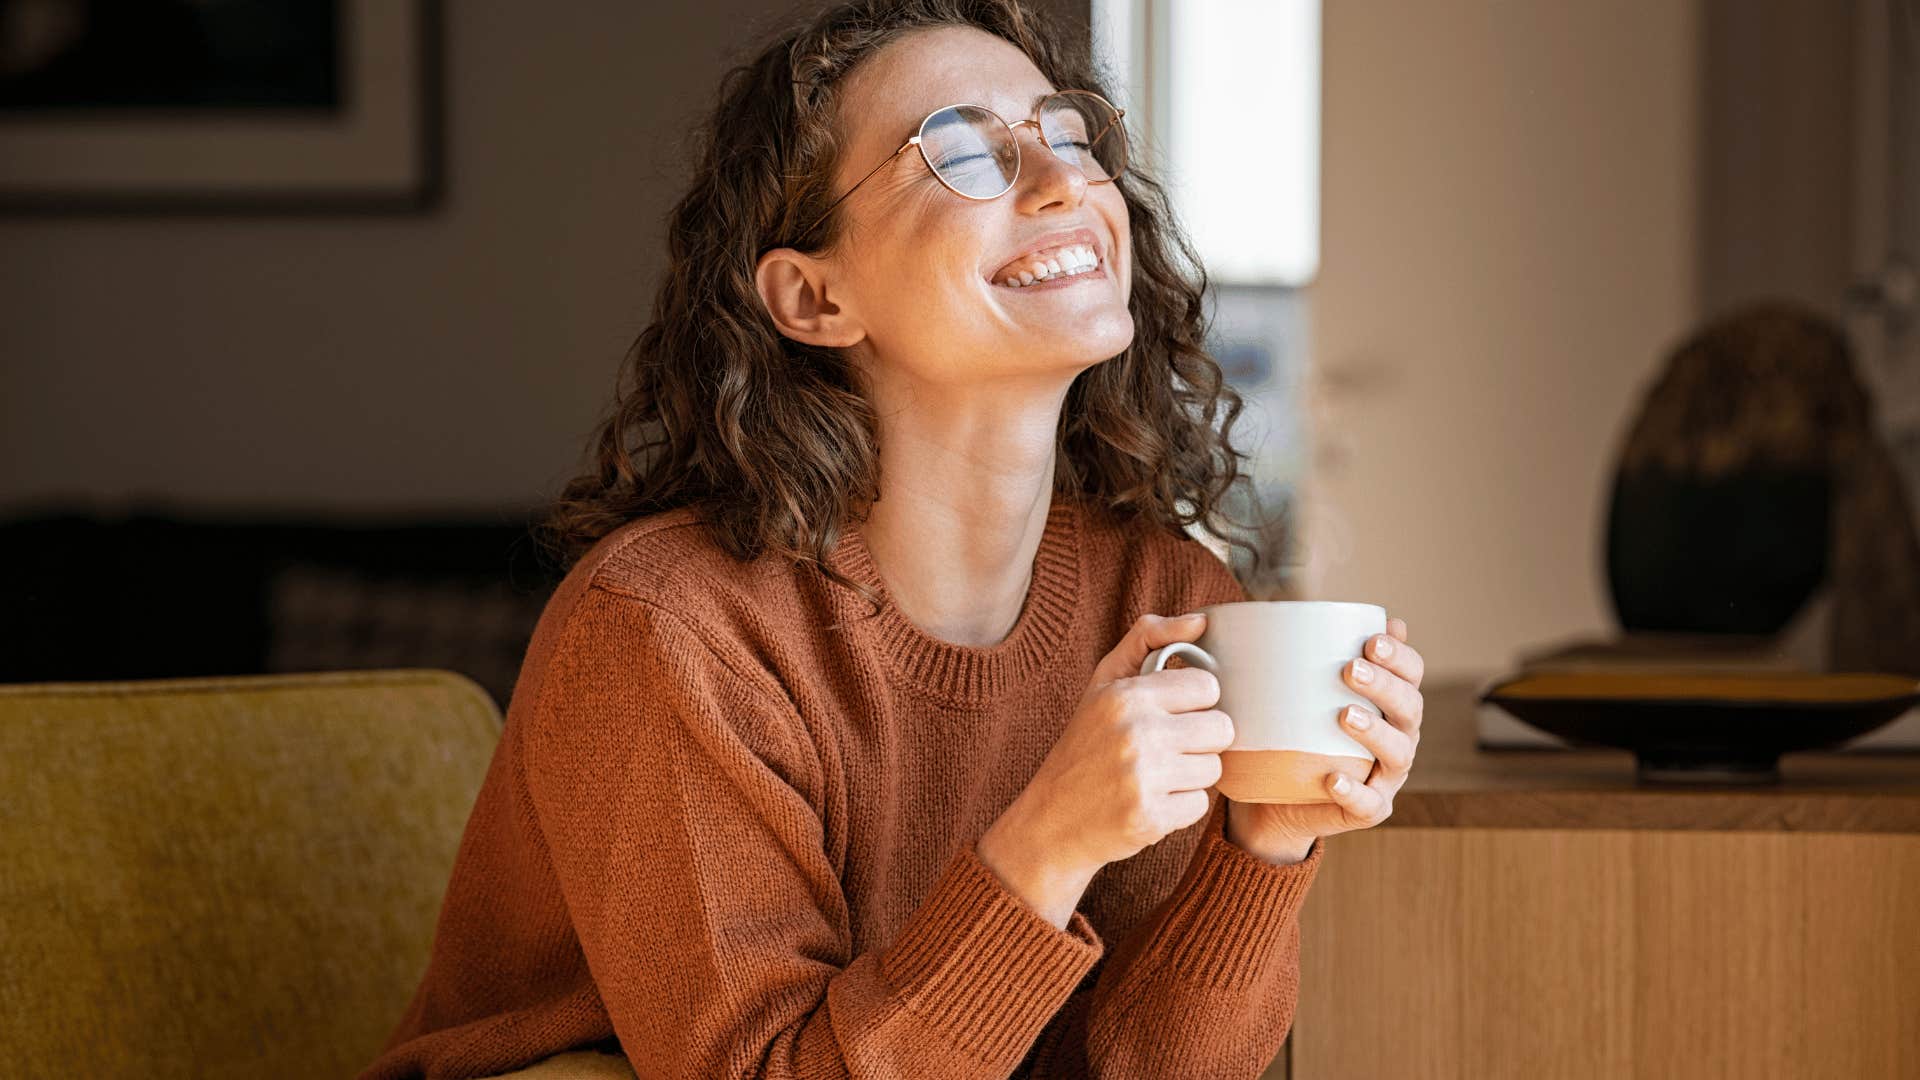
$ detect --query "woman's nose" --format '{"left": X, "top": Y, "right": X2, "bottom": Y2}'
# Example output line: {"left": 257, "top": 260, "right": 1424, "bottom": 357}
{"left": 1011, "top": 125, "right": 1089, "bottom": 210}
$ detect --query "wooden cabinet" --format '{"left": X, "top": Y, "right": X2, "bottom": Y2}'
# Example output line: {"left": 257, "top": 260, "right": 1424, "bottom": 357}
{"left": 1270, "top": 679, "right": 1920, "bottom": 1079}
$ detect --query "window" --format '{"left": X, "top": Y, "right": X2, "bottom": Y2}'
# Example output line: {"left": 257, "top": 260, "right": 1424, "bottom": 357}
{"left": 1092, "top": 0, "right": 1320, "bottom": 285}
{"left": 1093, "top": 0, "right": 1322, "bottom": 594}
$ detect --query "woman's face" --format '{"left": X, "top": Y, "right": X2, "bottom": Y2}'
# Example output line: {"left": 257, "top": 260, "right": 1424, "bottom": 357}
{"left": 765, "top": 25, "right": 1135, "bottom": 390}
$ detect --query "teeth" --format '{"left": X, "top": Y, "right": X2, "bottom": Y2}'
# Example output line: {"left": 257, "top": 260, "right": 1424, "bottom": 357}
{"left": 997, "top": 244, "right": 1101, "bottom": 288}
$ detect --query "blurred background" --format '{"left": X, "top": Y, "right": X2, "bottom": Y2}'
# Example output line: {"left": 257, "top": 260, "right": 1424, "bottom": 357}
{"left": 2, "top": 0, "right": 1915, "bottom": 728}
{"left": 6, "top": 4, "right": 1920, "bottom": 1078}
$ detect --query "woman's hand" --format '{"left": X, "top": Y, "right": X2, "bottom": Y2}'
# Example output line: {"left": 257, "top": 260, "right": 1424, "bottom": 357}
{"left": 1225, "top": 617, "right": 1425, "bottom": 863}
{"left": 978, "top": 612, "right": 1234, "bottom": 924}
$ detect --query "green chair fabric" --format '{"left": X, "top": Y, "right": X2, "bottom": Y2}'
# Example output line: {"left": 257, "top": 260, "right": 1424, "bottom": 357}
{"left": 0, "top": 669, "right": 503, "bottom": 1079}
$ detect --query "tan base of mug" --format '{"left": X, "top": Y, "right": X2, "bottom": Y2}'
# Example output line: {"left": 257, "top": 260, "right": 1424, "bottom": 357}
{"left": 1216, "top": 748, "right": 1375, "bottom": 804}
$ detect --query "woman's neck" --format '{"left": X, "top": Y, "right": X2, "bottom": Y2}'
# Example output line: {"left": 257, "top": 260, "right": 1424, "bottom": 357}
{"left": 856, "top": 373, "right": 1073, "bottom": 647}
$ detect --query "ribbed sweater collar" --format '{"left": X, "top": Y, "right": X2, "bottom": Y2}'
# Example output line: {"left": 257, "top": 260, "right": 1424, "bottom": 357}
{"left": 827, "top": 495, "right": 1083, "bottom": 705}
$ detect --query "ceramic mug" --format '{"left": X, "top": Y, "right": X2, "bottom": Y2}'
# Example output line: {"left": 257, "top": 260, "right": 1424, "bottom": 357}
{"left": 1139, "top": 600, "right": 1386, "bottom": 803}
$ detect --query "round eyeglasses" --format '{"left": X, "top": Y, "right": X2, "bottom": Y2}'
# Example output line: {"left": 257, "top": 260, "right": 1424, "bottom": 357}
{"left": 798, "top": 90, "right": 1129, "bottom": 238}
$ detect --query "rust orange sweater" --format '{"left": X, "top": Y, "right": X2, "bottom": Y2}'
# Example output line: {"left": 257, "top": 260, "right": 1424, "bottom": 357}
{"left": 362, "top": 494, "right": 1324, "bottom": 1079}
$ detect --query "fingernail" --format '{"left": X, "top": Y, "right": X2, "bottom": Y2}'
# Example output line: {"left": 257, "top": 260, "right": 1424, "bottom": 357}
{"left": 1344, "top": 707, "right": 1372, "bottom": 730}
{"left": 1352, "top": 659, "right": 1373, "bottom": 683}
{"left": 1373, "top": 635, "right": 1393, "bottom": 659}
{"left": 1331, "top": 774, "right": 1350, "bottom": 794}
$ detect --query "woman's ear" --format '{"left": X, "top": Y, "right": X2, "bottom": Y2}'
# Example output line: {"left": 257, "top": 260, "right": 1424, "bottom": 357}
{"left": 755, "top": 248, "right": 865, "bottom": 348}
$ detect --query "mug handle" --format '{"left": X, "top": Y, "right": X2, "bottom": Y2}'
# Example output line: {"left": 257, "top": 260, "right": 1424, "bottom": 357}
{"left": 1139, "top": 641, "right": 1219, "bottom": 677}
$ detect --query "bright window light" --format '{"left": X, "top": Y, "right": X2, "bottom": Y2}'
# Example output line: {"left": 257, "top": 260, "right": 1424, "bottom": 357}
{"left": 1166, "top": 0, "right": 1320, "bottom": 286}
{"left": 1096, "top": 0, "right": 1322, "bottom": 287}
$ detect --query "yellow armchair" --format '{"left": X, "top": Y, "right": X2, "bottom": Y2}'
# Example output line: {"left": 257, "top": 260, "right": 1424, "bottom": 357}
{"left": 0, "top": 669, "right": 641, "bottom": 1079}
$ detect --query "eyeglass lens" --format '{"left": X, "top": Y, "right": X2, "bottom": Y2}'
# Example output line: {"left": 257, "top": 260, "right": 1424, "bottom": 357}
{"left": 920, "top": 93, "right": 1128, "bottom": 199}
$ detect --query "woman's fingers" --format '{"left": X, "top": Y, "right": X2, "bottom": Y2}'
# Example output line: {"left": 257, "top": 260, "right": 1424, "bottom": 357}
{"left": 1325, "top": 768, "right": 1394, "bottom": 826}
{"left": 1170, "top": 708, "right": 1235, "bottom": 754}
{"left": 1171, "top": 749, "right": 1226, "bottom": 792}
{"left": 1167, "top": 710, "right": 1233, "bottom": 790}
{"left": 1365, "top": 626, "right": 1426, "bottom": 690}
{"left": 1093, "top": 612, "right": 1208, "bottom": 686}
{"left": 1136, "top": 665, "right": 1223, "bottom": 715}
{"left": 1345, "top": 656, "right": 1425, "bottom": 736}
{"left": 1339, "top": 705, "right": 1415, "bottom": 776}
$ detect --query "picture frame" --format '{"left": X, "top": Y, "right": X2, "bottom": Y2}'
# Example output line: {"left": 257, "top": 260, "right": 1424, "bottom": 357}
{"left": 0, "top": 0, "right": 441, "bottom": 214}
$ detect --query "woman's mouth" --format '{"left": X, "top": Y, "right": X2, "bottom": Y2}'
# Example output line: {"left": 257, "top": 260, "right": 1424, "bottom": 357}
{"left": 990, "top": 243, "right": 1106, "bottom": 290}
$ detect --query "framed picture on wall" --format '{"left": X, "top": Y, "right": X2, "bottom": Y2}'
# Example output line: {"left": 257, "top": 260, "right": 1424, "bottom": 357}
{"left": 0, "top": 0, "right": 441, "bottom": 213}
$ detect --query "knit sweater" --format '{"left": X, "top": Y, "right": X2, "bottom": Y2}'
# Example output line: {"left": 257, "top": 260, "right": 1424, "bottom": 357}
{"left": 361, "top": 493, "right": 1324, "bottom": 1080}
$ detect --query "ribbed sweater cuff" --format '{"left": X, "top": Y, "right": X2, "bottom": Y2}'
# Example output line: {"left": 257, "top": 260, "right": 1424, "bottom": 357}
{"left": 880, "top": 843, "right": 1103, "bottom": 1068}
{"left": 1133, "top": 802, "right": 1324, "bottom": 992}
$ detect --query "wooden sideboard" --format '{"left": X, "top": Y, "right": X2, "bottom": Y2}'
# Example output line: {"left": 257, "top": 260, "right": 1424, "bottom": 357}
{"left": 1264, "top": 677, "right": 1920, "bottom": 1079}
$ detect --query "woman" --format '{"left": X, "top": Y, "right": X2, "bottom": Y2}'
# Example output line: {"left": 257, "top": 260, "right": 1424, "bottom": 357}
{"left": 363, "top": 1, "right": 1425, "bottom": 1077}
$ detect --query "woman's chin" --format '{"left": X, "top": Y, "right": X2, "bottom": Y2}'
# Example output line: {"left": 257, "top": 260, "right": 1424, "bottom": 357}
{"left": 983, "top": 294, "right": 1128, "bottom": 353}
{"left": 1007, "top": 321, "right": 1137, "bottom": 376}
{"left": 1055, "top": 312, "right": 1134, "bottom": 365}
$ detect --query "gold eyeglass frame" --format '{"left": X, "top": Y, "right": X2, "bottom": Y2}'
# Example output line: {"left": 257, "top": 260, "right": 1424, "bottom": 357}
{"left": 799, "top": 89, "right": 1128, "bottom": 238}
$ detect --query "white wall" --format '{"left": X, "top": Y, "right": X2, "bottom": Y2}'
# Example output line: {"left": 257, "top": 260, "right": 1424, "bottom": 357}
{"left": 1300, "top": 0, "right": 1701, "bottom": 679}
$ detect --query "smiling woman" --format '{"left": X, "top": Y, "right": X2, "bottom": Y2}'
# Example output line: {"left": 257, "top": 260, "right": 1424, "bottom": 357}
{"left": 357, "top": 3, "right": 1347, "bottom": 1079}
{"left": 541, "top": 2, "right": 1256, "bottom": 609}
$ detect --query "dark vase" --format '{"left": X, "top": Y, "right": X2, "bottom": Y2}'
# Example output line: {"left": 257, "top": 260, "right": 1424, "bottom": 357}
{"left": 1605, "top": 465, "right": 1831, "bottom": 635}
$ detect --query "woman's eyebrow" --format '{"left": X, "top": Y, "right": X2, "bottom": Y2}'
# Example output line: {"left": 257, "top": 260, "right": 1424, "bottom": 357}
{"left": 910, "top": 89, "right": 1060, "bottom": 125}
{"left": 997, "top": 90, "right": 1057, "bottom": 117}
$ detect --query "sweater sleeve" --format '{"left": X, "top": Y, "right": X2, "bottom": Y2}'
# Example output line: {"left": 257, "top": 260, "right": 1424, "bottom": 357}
{"left": 1019, "top": 538, "right": 1325, "bottom": 1078}
{"left": 1019, "top": 795, "right": 1322, "bottom": 1079}
{"left": 521, "top": 584, "right": 1103, "bottom": 1080}
{"left": 1079, "top": 794, "right": 1322, "bottom": 1077}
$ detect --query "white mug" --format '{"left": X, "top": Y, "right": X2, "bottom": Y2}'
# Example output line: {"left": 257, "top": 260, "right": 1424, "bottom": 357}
{"left": 1139, "top": 600, "right": 1385, "bottom": 803}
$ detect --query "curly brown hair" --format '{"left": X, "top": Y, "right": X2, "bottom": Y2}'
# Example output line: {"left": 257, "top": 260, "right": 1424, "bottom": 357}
{"left": 538, "top": 0, "right": 1261, "bottom": 610}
